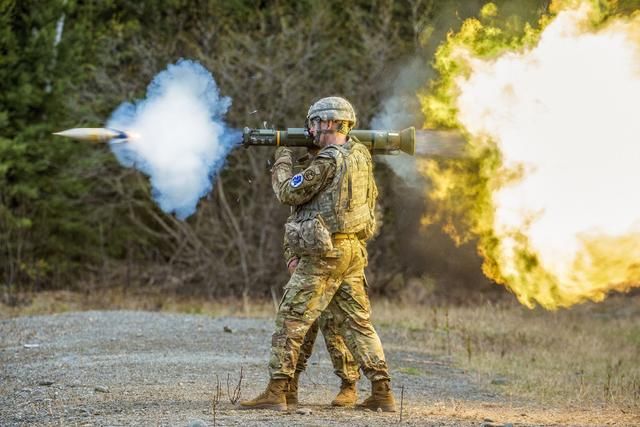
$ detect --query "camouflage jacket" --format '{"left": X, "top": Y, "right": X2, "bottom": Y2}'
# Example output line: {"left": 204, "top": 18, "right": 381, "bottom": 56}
{"left": 274, "top": 149, "right": 332, "bottom": 264}
{"left": 273, "top": 139, "right": 373, "bottom": 265}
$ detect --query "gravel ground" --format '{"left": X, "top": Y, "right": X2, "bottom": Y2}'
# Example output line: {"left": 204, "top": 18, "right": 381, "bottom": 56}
{"left": 1, "top": 311, "right": 506, "bottom": 426}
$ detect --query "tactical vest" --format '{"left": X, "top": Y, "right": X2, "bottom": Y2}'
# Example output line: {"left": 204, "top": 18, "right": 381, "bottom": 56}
{"left": 295, "top": 139, "right": 377, "bottom": 238}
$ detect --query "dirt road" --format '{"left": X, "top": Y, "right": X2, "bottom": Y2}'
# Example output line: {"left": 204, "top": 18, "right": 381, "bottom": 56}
{"left": 1, "top": 311, "right": 517, "bottom": 426}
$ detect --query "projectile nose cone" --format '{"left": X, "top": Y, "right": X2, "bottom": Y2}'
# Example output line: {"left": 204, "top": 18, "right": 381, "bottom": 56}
{"left": 52, "top": 129, "right": 75, "bottom": 137}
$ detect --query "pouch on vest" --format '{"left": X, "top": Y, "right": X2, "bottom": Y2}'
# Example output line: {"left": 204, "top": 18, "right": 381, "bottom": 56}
{"left": 284, "top": 216, "right": 333, "bottom": 256}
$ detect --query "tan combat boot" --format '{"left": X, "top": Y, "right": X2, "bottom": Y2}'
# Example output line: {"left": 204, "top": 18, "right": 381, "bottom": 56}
{"left": 331, "top": 380, "right": 357, "bottom": 407}
{"left": 285, "top": 371, "right": 300, "bottom": 408}
{"left": 238, "top": 378, "right": 288, "bottom": 411}
{"left": 357, "top": 379, "right": 396, "bottom": 412}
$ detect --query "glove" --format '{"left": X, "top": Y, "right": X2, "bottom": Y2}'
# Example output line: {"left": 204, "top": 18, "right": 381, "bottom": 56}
{"left": 273, "top": 147, "right": 293, "bottom": 167}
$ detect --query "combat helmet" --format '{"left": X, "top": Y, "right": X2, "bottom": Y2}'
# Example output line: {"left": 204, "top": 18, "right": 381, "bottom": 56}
{"left": 306, "top": 96, "right": 356, "bottom": 136}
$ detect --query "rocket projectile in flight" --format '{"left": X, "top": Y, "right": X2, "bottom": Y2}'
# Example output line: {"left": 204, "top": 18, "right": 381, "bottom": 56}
{"left": 52, "top": 128, "right": 130, "bottom": 143}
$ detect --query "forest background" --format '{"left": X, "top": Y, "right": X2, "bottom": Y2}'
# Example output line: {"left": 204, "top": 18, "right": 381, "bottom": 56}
{"left": 2, "top": 0, "right": 617, "bottom": 304}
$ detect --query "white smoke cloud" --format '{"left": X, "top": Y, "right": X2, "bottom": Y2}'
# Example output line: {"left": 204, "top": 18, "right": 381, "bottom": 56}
{"left": 370, "top": 73, "right": 426, "bottom": 189}
{"left": 107, "top": 59, "right": 239, "bottom": 219}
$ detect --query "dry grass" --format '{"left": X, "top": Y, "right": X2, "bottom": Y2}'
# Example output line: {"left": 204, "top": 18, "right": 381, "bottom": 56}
{"left": 3, "top": 288, "right": 639, "bottom": 424}
{"left": 0, "top": 289, "right": 276, "bottom": 319}
{"left": 373, "top": 294, "right": 640, "bottom": 412}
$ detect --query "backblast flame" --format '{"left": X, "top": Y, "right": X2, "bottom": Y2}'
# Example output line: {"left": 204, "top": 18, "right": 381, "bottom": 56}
{"left": 419, "top": 1, "right": 640, "bottom": 309}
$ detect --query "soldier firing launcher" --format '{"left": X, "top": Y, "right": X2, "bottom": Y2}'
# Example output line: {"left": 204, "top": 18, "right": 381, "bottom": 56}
{"left": 242, "top": 127, "right": 416, "bottom": 155}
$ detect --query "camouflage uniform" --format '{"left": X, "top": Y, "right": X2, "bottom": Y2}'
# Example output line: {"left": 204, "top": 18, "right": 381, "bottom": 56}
{"left": 295, "top": 307, "right": 361, "bottom": 382}
{"left": 284, "top": 231, "right": 360, "bottom": 383}
{"left": 269, "top": 138, "right": 390, "bottom": 382}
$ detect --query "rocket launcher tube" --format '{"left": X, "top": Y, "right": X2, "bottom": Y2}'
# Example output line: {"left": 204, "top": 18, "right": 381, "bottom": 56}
{"left": 242, "top": 127, "right": 416, "bottom": 155}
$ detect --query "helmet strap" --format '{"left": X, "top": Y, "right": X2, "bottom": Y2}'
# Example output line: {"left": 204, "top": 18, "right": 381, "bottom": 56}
{"left": 336, "top": 120, "right": 351, "bottom": 135}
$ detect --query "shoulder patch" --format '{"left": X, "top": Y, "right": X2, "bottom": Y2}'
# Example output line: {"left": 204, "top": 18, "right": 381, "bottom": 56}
{"left": 303, "top": 169, "right": 316, "bottom": 180}
{"left": 290, "top": 173, "right": 304, "bottom": 188}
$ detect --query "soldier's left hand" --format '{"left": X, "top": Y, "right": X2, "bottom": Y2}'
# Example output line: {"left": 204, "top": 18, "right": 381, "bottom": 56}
{"left": 274, "top": 147, "right": 293, "bottom": 162}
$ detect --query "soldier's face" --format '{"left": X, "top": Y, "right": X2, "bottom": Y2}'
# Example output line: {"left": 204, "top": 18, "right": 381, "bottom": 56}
{"left": 309, "top": 120, "right": 336, "bottom": 147}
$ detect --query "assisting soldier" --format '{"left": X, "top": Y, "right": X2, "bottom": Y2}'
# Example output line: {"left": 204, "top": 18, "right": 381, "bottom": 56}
{"left": 283, "top": 218, "right": 360, "bottom": 408}
{"left": 239, "top": 96, "right": 396, "bottom": 412}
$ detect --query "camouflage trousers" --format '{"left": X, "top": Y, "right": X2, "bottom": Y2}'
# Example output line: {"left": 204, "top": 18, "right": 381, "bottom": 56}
{"left": 269, "top": 237, "right": 390, "bottom": 381}
{"left": 295, "top": 306, "right": 360, "bottom": 382}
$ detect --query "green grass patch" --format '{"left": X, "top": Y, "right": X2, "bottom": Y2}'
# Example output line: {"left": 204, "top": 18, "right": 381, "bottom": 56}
{"left": 398, "top": 366, "right": 423, "bottom": 376}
